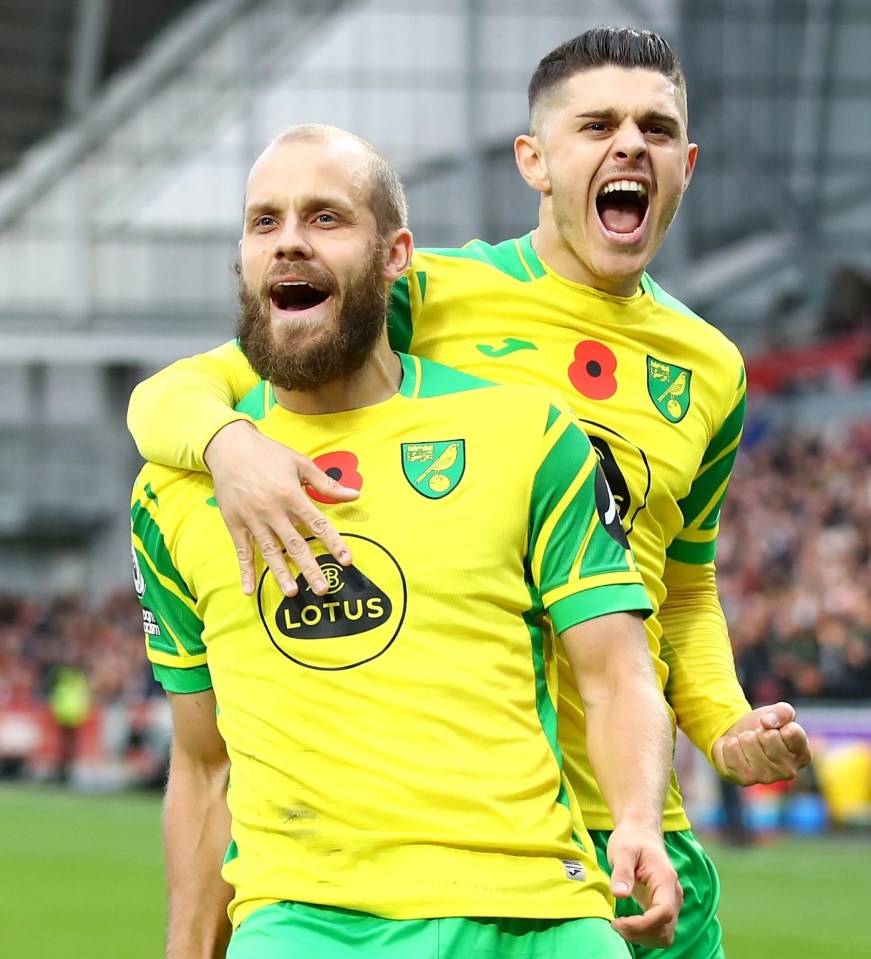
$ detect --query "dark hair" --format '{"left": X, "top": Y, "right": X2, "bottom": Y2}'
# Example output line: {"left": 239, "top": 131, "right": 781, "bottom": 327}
{"left": 528, "top": 26, "right": 686, "bottom": 129}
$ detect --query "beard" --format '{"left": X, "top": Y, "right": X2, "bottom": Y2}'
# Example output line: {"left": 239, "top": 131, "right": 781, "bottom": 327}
{"left": 236, "top": 246, "right": 390, "bottom": 392}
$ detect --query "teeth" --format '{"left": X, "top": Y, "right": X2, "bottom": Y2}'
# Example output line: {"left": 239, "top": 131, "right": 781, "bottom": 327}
{"left": 274, "top": 281, "right": 311, "bottom": 287}
{"left": 599, "top": 180, "right": 647, "bottom": 196}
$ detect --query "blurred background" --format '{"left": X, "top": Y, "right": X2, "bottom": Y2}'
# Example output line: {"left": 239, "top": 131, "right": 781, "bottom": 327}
{"left": 0, "top": 0, "right": 870, "bottom": 956}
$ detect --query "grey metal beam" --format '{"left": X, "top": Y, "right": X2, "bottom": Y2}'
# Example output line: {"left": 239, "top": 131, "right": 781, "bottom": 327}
{"left": 0, "top": 331, "right": 229, "bottom": 365}
{"left": 66, "top": 0, "right": 113, "bottom": 118}
{"left": 457, "top": 0, "right": 485, "bottom": 240}
{"left": 789, "top": 0, "right": 836, "bottom": 304}
{"left": 0, "top": 0, "right": 270, "bottom": 230}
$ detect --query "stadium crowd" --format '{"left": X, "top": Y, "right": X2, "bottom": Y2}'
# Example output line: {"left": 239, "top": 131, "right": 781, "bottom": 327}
{"left": 0, "top": 589, "right": 156, "bottom": 713}
{"left": 719, "top": 420, "right": 871, "bottom": 704}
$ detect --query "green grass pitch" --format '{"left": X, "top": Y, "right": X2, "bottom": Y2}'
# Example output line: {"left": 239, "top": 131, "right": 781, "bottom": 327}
{"left": 2, "top": 784, "right": 869, "bottom": 957}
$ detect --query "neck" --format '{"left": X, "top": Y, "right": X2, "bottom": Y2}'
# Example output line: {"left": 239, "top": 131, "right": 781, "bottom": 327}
{"left": 272, "top": 336, "right": 402, "bottom": 415}
{"left": 531, "top": 207, "right": 644, "bottom": 298}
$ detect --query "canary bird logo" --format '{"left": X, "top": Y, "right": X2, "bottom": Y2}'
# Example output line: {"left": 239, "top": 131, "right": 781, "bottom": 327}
{"left": 402, "top": 439, "right": 466, "bottom": 499}
{"left": 647, "top": 357, "right": 692, "bottom": 423}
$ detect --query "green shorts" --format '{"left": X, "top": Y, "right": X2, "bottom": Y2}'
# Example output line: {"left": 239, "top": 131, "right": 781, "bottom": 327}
{"left": 227, "top": 901, "right": 632, "bottom": 959}
{"left": 589, "top": 828, "right": 724, "bottom": 959}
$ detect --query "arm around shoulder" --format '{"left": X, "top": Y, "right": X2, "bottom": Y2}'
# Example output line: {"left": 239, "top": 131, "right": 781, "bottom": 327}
{"left": 127, "top": 340, "right": 259, "bottom": 471}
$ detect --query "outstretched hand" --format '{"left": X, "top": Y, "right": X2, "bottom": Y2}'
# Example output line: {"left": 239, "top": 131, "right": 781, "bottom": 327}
{"left": 204, "top": 421, "right": 360, "bottom": 596}
{"left": 607, "top": 823, "right": 683, "bottom": 949}
{"left": 712, "top": 701, "right": 813, "bottom": 785}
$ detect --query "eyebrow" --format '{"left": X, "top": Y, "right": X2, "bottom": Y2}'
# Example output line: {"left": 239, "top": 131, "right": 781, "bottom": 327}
{"left": 244, "top": 194, "right": 357, "bottom": 221}
{"left": 244, "top": 200, "right": 277, "bottom": 222}
{"left": 578, "top": 108, "right": 681, "bottom": 127}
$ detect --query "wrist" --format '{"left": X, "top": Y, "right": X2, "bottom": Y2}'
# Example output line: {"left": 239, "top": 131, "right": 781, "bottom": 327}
{"left": 203, "top": 419, "right": 255, "bottom": 473}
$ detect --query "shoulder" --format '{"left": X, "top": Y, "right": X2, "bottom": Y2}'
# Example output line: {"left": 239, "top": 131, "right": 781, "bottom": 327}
{"left": 412, "top": 354, "right": 562, "bottom": 406}
{"left": 132, "top": 463, "right": 214, "bottom": 534}
{"left": 418, "top": 356, "right": 580, "bottom": 444}
{"left": 411, "top": 233, "right": 542, "bottom": 284}
{"left": 641, "top": 274, "right": 744, "bottom": 366}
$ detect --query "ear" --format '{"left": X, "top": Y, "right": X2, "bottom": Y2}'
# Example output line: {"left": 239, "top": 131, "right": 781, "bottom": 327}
{"left": 683, "top": 142, "right": 699, "bottom": 193}
{"left": 382, "top": 228, "right": 413, "bottom": 281}
{"left": 514, "top": 133, "right": 550, "bottom": 195}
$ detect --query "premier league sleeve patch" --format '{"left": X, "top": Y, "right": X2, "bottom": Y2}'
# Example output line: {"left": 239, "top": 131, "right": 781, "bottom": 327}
{"left": 594, "top": 466, "right": 630, "bottom": 549}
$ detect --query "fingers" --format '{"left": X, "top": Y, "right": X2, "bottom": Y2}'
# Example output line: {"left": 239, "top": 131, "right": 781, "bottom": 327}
{"left": 611, "top": 862, "right": 682, "bottom": 949}
{"left": 779, "top": 721, "right": 814, "bottom": 765}
{"left": 239, "top": 522, "right": 329, "bottom": 599}
{"left": 758, "top": 701, "right": 796, "bottom": 729}
{"left": 716, "top": 724, "right": 812, "bottom": 785}
{"left": 229, "top": 528, "right": 258, "bottom": 597}
{"left": 227, "top": 509, "right": 338, "bottom": 598}
{"left": 714, "top": 702, "right": 813, "bottom": 785}
{"left": 609, "top": 864, "right": 635, "bottom": 900}
{"left": 299, "top": 461, "right": 361, "bottom": 505}
{"left": 612, "top": 903, "right": 678, "bottom": 948}
{"left": 605, "top": 826, "right": 682, "bottom": 949}
{"left": 208, "top": 432, "right": 359, "bottom": 596}
{"left": 289, "top": 502, "right": 353, "bottom": 568}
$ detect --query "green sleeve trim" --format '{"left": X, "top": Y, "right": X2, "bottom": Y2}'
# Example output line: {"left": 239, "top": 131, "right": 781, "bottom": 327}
{"left": 675, "top": 436, "right": 741, "bottom": 532}
{"left": 550, "top": 583, "right": 652, "bottom": 634}
{"left": 674, "top": 378, "right": 745, "bottom": 532}
{"left": 529, "top": 414, "right": 638, "bottom": 595}
{"left": 235, "top": 381, "right": 274, "bottom": 421}
{"left": 131, "top": 500, "right": 194, "bottom": 602}
{"left": 666, "top": 537, "right": 717, "bottom": 565}
{"left": 640, "top": 273, "right": 704, "bottom": 320}
{"left": 418, "top": 234, "right": 546, "bottom": 281}
{"left": 151, "top": 662, "right": 212, "bottom": 694}
{"left": 701, "top": 378, "right": 746, "bottom": 467}
{"left": 387, "top": 275, "right": 415, "bottom": 352}
{"left": 223, "top": 839, "right": 239, "bottom": 865}
{"left": 528, "top": 415, "right": 595, "bottom": 589}
{"left": 132, "top": 477, "right": 205, "bottom": 661}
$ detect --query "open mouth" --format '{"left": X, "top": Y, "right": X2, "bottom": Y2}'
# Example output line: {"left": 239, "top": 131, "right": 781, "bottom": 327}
{"left": 270, "top": 281, "right": 330, "bottom": 312}
{"left": 596, "top": 180, "right": 649, "bottom": 235}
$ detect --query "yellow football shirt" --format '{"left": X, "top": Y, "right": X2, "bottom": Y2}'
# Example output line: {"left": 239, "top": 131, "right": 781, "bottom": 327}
{"left": 389, "top": 235, "right": 752, "bottom": 829}
{"left": 132, "top": 354, "right": 652, "bottom": 926}
{"left": 126, "top": 233, "right": 752, "bottom": 831}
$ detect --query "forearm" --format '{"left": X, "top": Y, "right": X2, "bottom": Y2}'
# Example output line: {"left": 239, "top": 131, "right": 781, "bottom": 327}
{"left": 563, "top": 612, "right": 672, "bottom": 831}
{"left": 585, "top": 674, "right": 673, "bottom": 831}
{"left": 127, "top": 340, "right": 259, "bottom": 471}
{"left": 659, "top": 558, "right": 750, "bottom": 761}
{"left": 163, "top": 691, "right": 234, "bottom": 959}
{"left": 163, "top": 758, "right": 233, "bottom": 959}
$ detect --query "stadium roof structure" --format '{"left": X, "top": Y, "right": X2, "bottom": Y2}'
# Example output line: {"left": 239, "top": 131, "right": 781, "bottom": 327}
{"left": 0, "top": 0, "right": 204, "bottom": 177}
{"left": 0, "top": 0, "right": 868, "bottom": 361}
{"left": 0, "top": 0, "right": 869, "bottom": 593}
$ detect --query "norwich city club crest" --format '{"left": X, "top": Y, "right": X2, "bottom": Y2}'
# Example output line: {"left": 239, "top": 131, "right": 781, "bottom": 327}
{"left": 401, "top": 439, "right": 465, "bottom": 499}
{"left": 647, "top": 356, "right": 692, "bottom": 423}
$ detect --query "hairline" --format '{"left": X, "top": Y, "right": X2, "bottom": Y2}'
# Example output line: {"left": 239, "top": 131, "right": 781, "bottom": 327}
{"left": 529, "top": 64, "right": 688, "bottom": 137}
{"left": 266, "top": 123, "right": 408, "bottom": 235}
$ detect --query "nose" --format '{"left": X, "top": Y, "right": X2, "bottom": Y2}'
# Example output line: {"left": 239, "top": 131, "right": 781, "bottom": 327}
{"left": 612, "top": 122, "right": 647, "bottom": 163}
{"left": 273, "top": 219, "right": 313, "bottom": 260}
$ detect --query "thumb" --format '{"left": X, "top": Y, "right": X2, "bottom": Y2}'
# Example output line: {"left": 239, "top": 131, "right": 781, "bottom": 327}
{"left": 727, "top": 701, "right": 794, "bottom": 737}
{"left": 610, "top": 862, "right": 635, "bottom": 900}
{"left": 759, "top": 701, "right": 796, "bottom": 730}
{"left": 298, "top": 461, "right": 360, "bottom": 501}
